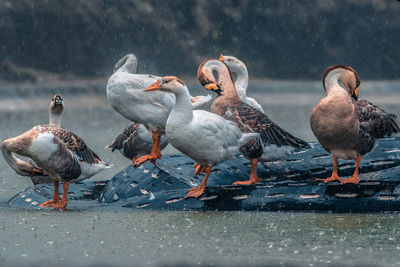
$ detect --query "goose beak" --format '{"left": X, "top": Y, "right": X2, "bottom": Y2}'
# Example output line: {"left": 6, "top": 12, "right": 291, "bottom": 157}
{"left": 145, "top": 80, "right": 162, "bottom": 92}
{"left": 205, "top": 82, "right": 222, "bottom": 95}
{"left": 54, "top": 96, "right": 63, "bottom": 106}
{"left": 219, "top": 54, "right": 225, "bottom": 61}
{"left": 191, "top": 96, "right": 199, "bottom": 103}
{"left": 351, "top": 86, "right": 360, "bottom": 100}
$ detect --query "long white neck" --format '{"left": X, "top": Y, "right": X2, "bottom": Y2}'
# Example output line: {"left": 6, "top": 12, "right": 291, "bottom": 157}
{"left": 169, "top": 86, "right": 194, "bottom": 123}
{"left": 233, "top": 66, "right": 249, "bottom": 100}
{"left": 49, "top": 111, "right": 63, "bottom": 127}
{"left": 118, "top": 56, "right": 137, "bottom": 74}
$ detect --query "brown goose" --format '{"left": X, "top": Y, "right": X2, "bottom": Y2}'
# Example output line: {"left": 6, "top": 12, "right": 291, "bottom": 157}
{"left": 197, "top": 59, "right": 310, "bottom": 185}
{"left": 30, "top": 94, "right": 65, "bottom": 184}
{"left": 310, "top": 65, "right": 400, "bottom": 184}
{"left": 1, "top": 120, "right": 111, "bottom": 210}
{"left": 3, "top": 94, "right": 65, "bottom": 185}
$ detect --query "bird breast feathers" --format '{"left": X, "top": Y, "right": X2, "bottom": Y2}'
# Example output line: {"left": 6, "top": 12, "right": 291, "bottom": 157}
{"left": 28, "top": 131, "right": 59, "bottom": 162}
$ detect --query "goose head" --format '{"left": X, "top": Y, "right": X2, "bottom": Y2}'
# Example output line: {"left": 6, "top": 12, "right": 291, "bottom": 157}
{"left": 49, "top": 94, "right": 64, "bottom": 115}
{"left": 113, "top": 53, "right": 138, "bottom": 74}
{"left": 323, "top": 65, "right": 360, "bottom": 100}
{"left": 197, "top": 59, "right": 237, "bottom": 96}
{"left": 219, "top": 54, "right": 247, "bottom": 74}
{"left": 144, "top": 76, "right": 187, "bottom": 94}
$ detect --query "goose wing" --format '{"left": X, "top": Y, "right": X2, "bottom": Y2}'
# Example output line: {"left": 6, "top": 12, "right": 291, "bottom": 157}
{"left": 50, "top": 127, "right": 102, "bottom": 164}
{"left": 224, "top": 102, "right": 310, "bottom": 148}
{"left": 107, "top": 123, "right": 139, "bottom": 152}
{"left": 355, "top": 99, "right": 400, "bottom": 138}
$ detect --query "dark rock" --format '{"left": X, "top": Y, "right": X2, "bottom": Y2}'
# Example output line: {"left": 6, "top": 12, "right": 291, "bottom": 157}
{"left": 8, "top": 137, "right": 400, "bottom": 212}
{"left": 8, "top": 181, "right": 108, "bottom": 209}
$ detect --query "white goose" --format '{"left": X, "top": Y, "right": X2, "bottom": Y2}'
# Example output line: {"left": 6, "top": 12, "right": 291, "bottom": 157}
{"left": 219, "top": 54, "right": 264, "bottom": 112}
{"left": 145, "top": 76, "right": 259, "bottom": 198}
{"left": 1, "top": 99, "right": 111, "bottom": 209}
{"left": 106, "top": 54, "right": 212, "bottom": 166}
{"left": 106, "top": 95, "right": 212, "bottom": 162}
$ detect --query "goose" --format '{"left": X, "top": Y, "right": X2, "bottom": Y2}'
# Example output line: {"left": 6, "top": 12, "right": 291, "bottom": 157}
{"left": 1, "top": 106, "right": 111, "bottom": 209}
{"left": 3, "top": 94, "right": 65, "bottom": 185}
{"left": 106, "top": 123, "right": 169, "bottom": 163}
{"left": 197, "top": 59, "right": 310, "bottom": 185}
{"left": 144, "top": 76, "right": 259, "bottom": 198}
{"left": 219, "top": 54, "right": 264, "bottom": 112}
{"left": 31, "top": 94, "right": 65, "bottom": 184}
{"left": 310, "top": 65, "right": 400, "bottom": 184}
{"left": 106, "top": 95, "right": 212, "bottom": 162}
{"left": 106, "top": 54, "right": 212, "bottom": 166}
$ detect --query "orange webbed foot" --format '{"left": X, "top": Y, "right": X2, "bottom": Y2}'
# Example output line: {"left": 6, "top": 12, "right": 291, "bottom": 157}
{"left": 233, "top": 178, "right": 260, "bottom": 185}
{"left": 233, "top": 175, "right": 260, "bottom": 185}
{"left": 39, "top": 199, "right": 59, "bottom": 207}
{"left": 133, "top": 153, "right": 161, "bottom": 167}
{"left": 184, "top": 186, "right": 206, "bottom": 199}
{"left": 316, "top": 174, "right": 343, "bottom": 184}
{"left": 45, "top": 202, "right": 67, "bottom": 210}
{"left": 341, "top": 176, "right": 360, "bottom": 184}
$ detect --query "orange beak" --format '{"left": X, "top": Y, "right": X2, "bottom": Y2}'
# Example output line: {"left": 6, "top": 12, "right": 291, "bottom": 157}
{"left": 219, "top": 54, "right": 225, "bottom": 61}
{"left": 354, "top": 86, "right": 360, "bottom": 97}
{"left": 144, "top": 80, "right": 161, "bottom": 92}
{"left": 191, "top": 96, "right": 199, "bottom": 103}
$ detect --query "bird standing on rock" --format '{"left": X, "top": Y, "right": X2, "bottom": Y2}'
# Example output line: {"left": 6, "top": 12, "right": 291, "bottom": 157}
{"left": 218, "top": 54, "right": 264, "bottom": 112}
{"left": 144, "top": 76, "right": 259, "bottom": 198}
{"left": 197, "top": 59, "right": 310, "bottom": 186}
{"left": 1, "top": 95, "right": 111, "bottom": 209}
{"left": 310, "top": 65, "right": 400, "bottom": 184}
{"left": 106, "top": 54, "right": 212, "bottom": 166}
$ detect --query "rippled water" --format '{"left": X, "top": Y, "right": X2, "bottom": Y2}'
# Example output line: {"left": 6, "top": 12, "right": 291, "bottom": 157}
{"left": 1, "top": 80, "right": 400, "bottom": 266}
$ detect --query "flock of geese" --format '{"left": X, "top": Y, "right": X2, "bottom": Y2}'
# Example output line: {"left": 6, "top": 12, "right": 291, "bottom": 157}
{"left": 1, "top": 53, "right": 399, "bottom": 209}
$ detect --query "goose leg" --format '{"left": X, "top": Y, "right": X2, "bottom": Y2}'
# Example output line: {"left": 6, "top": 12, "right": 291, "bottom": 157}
{"left": 134, "top": 131, "right": 162, "bottom": 167}
{"left": 316, "top": 155, "right": 343, "bottom": 183}
{"left": 39, "top": 180, "right": 60, "bottom": 207}
{"left": 233, "top": 158, "right": 260, "bottom": 185}
{"left": 46, "top": 182, "right": 70, "bottom": 210}
{"left": 194, "top": 163, "right": 207, "bottom": 176}
{"left": 185, "top": 166, "right": 211, "bottom": 199}
{"left": 341, "top": 156, "right": 361, "bottom": 184}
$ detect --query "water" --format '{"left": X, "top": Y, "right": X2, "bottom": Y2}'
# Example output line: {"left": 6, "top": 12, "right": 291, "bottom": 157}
{"left": 1, "top": 80, "right": 400, "bottom": 266}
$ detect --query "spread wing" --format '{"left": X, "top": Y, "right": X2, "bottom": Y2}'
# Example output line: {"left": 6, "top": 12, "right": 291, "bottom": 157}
{"left": 355, "top": 99, "right": 400, "bottom": 138}
{"left": 50, "top": 127, "right": 102, "bottom": 164}
{"left": 224, "top": 102, "right": 310, "bottom": 148}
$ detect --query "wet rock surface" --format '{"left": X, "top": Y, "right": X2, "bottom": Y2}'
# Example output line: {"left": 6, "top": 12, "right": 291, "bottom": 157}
{"left": 8, "top": 137, "right": 400, "bottom": 212}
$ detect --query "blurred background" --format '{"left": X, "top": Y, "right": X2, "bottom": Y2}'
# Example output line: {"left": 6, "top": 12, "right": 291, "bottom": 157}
{"left": 0, "top": 0, "right": 400, "bottom": 81}
{"left": 1, "top": 1, "right": 400, "bottom": 266}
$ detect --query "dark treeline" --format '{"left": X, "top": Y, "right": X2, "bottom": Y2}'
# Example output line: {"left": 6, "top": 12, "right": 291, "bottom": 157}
{"left": 0, "top": 0, "right": 399, "bottom": 81}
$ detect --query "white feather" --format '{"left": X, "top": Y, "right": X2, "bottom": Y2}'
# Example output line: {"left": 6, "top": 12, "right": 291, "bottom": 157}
{"left": 28, "top": 132, "right": 58, "bottom": 162}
